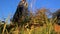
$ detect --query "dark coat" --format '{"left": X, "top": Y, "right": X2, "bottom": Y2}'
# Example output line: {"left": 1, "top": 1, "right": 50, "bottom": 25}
{"left": 12, "top": 1, "right": 28, "bottom": 26}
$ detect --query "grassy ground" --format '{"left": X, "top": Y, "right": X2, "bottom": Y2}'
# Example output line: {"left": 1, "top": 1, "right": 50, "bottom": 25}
{"left": 0, "top": 19, "right": 60, "bottom": 34}
{"left": 0, "top": 23, "right": 59, "bottom": 34}
{"left": 0, "top": 9, "right": 60, "bottom": 34}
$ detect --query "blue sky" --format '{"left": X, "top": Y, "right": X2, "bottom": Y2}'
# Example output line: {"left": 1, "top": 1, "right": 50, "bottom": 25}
{"left": 0, "top": 0, "right": 60, "bottom": 20}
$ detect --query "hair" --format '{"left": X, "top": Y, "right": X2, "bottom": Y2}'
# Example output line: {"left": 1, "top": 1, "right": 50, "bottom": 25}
{"left": 21, "top": 0, "right": 26, "bottom": 2}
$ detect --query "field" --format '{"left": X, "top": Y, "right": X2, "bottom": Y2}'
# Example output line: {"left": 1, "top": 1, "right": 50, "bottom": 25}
{"left": 0, "top": 0, "right": 60, "bottom": 34}
{"left": 0, "top": 9, "right": 60, "bottom": 34}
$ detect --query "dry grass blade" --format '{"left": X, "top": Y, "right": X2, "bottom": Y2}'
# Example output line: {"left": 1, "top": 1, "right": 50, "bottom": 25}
{"left": 2, "top": 23, "right": 6, "bottom": 34}
{"left": 6, "top": 29, "right": 9, "bottom": 34}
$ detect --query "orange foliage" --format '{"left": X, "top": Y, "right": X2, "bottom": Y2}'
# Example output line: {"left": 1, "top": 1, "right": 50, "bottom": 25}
{"left": 54, "top": 24, "right": 60, "bottom": 32}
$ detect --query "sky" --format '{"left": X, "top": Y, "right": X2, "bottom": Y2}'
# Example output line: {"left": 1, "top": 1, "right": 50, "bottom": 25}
{"left": 0, "top": 0, "right": 60, "bottom": 21}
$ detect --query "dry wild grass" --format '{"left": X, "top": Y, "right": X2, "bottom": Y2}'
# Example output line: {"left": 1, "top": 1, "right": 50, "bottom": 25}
{"left": 0, "top": 8, "right": 60, "bottom": 34}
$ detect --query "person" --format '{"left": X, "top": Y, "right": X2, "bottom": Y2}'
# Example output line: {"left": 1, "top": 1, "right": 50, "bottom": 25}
{"left": 12, "top": 0, "right": 28, "bottom": 26}
{"left": 18, "top": 0, "right": 28, "bottom": 8}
